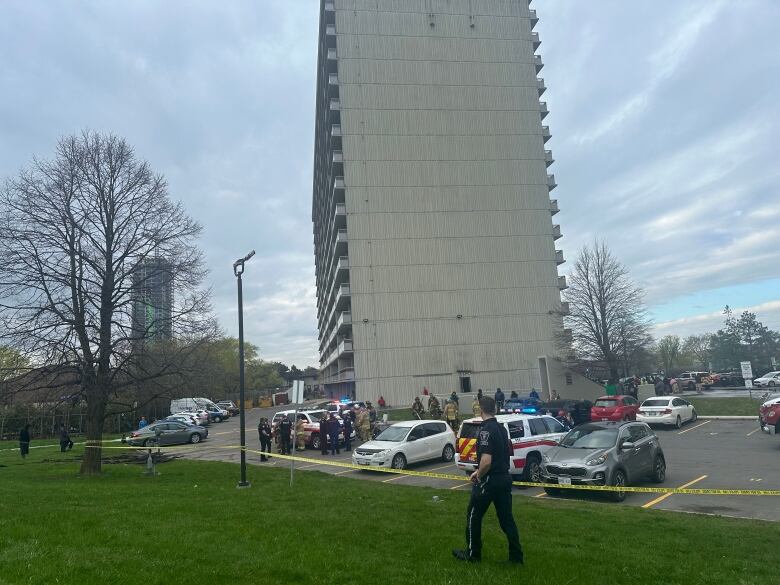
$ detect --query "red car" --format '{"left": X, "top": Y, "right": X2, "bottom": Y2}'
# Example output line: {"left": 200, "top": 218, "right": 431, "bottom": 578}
{"left": 591, "top": 395, "right": 640, "bottom": 422}
{"left": 759, "top": 396, "right": 780, "bottom": 435}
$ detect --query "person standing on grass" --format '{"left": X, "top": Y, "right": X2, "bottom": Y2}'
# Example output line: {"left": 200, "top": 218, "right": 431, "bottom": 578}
{"left": 258, "top": 418, "right": 272, "bottom": 462}
{"left": 59, "top": 423, "right": 73, "bottom": 452}
{"left": 19, "top": 424, "right": 31, "bottom": 459}
{"left": 453, "top": 396, "right": 523, "bottom": 565}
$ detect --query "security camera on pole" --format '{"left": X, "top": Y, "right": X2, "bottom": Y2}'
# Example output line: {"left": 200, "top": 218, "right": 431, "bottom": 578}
{"left": 233, "top": 250, "right": 255, "bottom": 489}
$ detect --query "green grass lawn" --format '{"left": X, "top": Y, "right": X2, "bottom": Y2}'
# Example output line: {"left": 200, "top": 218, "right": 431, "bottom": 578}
{"left": 0, "top": 450, "right": 777, "bottom": 585}
{"left": 687, "top": 396, "right": 763, "bottom": 416}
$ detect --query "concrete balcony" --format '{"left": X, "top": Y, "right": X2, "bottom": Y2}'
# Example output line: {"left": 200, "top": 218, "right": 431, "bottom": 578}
{"left": 334, "top": 176, "right": 345, "bottom": 190}
{"left": 529, "top": 9, "right": 539, "bottom": 29}
{"left": 337, "top": 367, "right": 355, "bottom": 382}
{"left": 331, "top": 124, "right": 341, "bottom": 137}
{"left": 334, "top": 202, "right": 346, "bottom": 224}
{"left": 537, "top": 78, "right": 546, "bottom": 96}
{"left": 532, "top": 32, "right": 541, "bottom": 50}
{"left": 338, "top": 338, "right": 354, "bottom": 354}
{"left": 544, "top": 150, "right": 554, "bottom": 167}
{"left": 539, "top": 101, "right": 549, "bottom": 120}
{"left": 556, "top": 249, "right": 565, "bottom": 265}
{"left": 337, "top": 311, "right": 352, "bottom": 330}
{"left": 332, "top": 151, "right": 343, "bottom": 164}
{"left": 542, "top": 125, "right": 551, "bottom": 143}
{"left": 560, "top": 301, "right": 570, "bottom": 315}
{"left": 326, "top": 24, "right": 336, "bottom": 36}
{"left": 325, "top": 2, "right": 334, "bottom": 11}
{"left": 547, "top": 174, "right": 557, "bottom": 191}
{"left": 328, "top": 73, "right": 338, "bottom": 86}
{"left": 552, "top": 224, "right": 562, "bottom": 240}
{"left": 558, "top": 275, "right": 568, "bottom": 290}
{"left": 329, "top": 98, "right": 340, "bottom": 111}
{"left": 550, "top": 199, "right": 559, "bottom": 215}
{"left": 335, "top": 255, "right": 348, "bottom": 273}
{"left": 534, "top": 54, "right": 543, "bottom": 73}
{"left": 327, "top": 48, "right": 337, "bottom": 61}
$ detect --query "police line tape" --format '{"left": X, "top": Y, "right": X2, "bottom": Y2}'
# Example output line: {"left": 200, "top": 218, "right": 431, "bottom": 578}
{"left": 51, "top": 440, "right": 780, "bottom": 497}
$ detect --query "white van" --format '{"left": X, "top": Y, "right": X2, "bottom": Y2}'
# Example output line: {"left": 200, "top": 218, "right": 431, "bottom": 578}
{"left": 170, "top": 397, "right": 218, "bottom": 415}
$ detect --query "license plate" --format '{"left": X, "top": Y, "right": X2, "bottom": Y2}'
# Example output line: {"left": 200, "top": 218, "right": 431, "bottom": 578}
{"left": 601, "top": 418, "right": 609, "bottom": 422}
{"left": 559, "top": 477, "right": 572, "bottom": 485}
{"left": 357, "top": 460, "right": 369, "bottom": 465}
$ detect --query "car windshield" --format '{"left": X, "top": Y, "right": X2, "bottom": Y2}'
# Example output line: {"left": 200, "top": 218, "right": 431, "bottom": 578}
{"left": 560, "top": 427, "right": 618, "bottom": 449}
{"left": 594, "top": 399, "right": 618, "bottom": 408}
{"left": 642, "top": 399, "right": 670, "bottom": 407}
{"left": 375, "top": 426, "right": 411, "bottom": 442}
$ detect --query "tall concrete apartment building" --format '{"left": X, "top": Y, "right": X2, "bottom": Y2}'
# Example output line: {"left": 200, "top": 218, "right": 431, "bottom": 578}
{"left": 312, "top": 0, "right": 598, "bottom": 404}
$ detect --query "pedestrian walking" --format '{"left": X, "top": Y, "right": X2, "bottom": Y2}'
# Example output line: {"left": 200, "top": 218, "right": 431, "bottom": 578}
{"left": 258, "top": 418, "right": 272, "bottom": 461}
{"left": 328, "top": 413, "right": 341, "bottom": 455}
{"left": 279, "top": 415, "right": 293, "bottom": 455}
{"left": 343, "top": 413, "right": 353, "bottom": 452}
{"left": 319, "top": 414, "right": 329, "bottom": 454}
{"left": 59, "top": 423, "right": 73, "bottom": 452}
{"left": 453, "top": 397, "right": 523, "bottom": 565}
{"left": 19, "top": 424, "right": 31, "bottom": 459}
{"left": 494, "top": 388, "right": 505, "bottom": 411}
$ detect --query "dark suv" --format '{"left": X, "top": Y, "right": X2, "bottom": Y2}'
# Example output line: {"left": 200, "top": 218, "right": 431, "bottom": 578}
{"left": 540, "top": 421, "right": 666, "bottom": 501}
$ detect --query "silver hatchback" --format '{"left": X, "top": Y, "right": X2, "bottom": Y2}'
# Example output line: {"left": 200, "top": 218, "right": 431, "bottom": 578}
{"left": 540, "top": 421, "right": 666, "bottom": 501}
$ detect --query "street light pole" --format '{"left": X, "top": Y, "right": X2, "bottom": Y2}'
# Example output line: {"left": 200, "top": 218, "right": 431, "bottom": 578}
{"left": 233, "top": 250, "right": 255, "bottom": 489}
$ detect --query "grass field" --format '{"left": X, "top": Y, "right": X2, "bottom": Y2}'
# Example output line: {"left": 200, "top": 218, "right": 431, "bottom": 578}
{"left": 688, "top": 396, "right": 763, "bottom": 416}
{"left": 0, "top": 448, "right": 777, "bottom": 585}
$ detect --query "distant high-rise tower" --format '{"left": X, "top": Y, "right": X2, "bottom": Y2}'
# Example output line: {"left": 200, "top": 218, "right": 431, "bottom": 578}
{"left": 312, "top": 1, "right": 598, "bottom": 403}
{"left": 132, "top": 258, "right": 173, "bottom": 342}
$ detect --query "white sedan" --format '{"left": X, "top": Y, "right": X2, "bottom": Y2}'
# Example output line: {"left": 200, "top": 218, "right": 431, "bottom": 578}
{"left": 352, "top": 420, "right": 456, "bottom": 470}
{"left": 754, "top": 371, "right": 780, "bottom": 388}
{"left": 637, "top": 397, "right": 697, "bottom": 429}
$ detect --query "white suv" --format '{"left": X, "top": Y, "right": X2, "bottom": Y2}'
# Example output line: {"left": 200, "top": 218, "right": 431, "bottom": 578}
{"left": 455, "top": 414, "right": 567, "bottom": 482}
{"left": 352, "top": 420, "right": 456, "bottom": 470}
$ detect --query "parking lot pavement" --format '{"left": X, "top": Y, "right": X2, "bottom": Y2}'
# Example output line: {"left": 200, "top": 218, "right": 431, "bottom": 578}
{"left": 179, "top": 410, "right": 779, "bottom": 522}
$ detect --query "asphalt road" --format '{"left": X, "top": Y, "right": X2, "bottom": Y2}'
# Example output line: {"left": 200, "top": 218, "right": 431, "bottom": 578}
{"left": 178, "top": 405, "right": 780, "bottom": 522}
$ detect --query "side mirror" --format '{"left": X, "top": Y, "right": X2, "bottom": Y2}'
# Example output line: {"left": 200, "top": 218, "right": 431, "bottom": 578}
{"left": 620, "top": 441, "right": 635, "bottom": 451}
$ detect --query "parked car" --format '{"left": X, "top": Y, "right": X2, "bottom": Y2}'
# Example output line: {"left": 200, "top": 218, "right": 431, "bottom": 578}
{"left": 206, "top": 405, "right": 229, "bottom": 423}
{"left": 714, "top": 372, "right": 744, "bottom": 387}
{"left": 127, "top": 420, "right": 208, "bottom": 447}
{"left": 166, "top": 414, "right": 199, "bottom": 426}
{"left": 591, "top": 395, "right": 640, "bottom": 422}
{"left": 754, "top": 371, "right": 780, "bottom": 388}
{"left": 676, "top": 372, "right": 713, "bottom": 391}
{"left": 501, "top": 396, "right": 544, "bottom": 414}
{"left": 352, "top": 420, "right": 456, "bottom": 470}
{"left": 637, "top": 397, "right": 697, "bottom": 429}
{"left": 174, "top": 410, "right": 209, "bottom": 426}
{"left": 541, "top": 399, "right": 593, "bottom": 425}
{"left": 455, "top": 413, "right": 567, "bottom": 482}
{"left": 540, "top": 421, "right": 666, "bottom": 501}
{"left": 216, "top": 401, "right": 240, "bottom": 416}
{"left": 759, "top": 395, "right": 780, "bottom": 435}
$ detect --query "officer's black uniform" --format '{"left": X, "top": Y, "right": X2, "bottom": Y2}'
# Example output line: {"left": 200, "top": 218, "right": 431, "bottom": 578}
{"left": 459, "top": 417, "right": 523, "bottom": 563}
{"left": 279, "top": 417, "right": 292, "bottom": 455}
{"left": 258, "top": 421, "right": 272, "bottom": 461}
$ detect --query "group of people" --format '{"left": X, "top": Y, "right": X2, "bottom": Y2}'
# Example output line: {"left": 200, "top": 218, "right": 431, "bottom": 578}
{"left": 411, "top": 388, "right": 527, "bottom": 431}
{"left": 16, "top": 422, "right": 74, "bottom": 459}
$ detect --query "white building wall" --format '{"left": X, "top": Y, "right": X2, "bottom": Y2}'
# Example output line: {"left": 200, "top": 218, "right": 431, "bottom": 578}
{"left": 326, "top": 0, "right": 568, "bottom": 406}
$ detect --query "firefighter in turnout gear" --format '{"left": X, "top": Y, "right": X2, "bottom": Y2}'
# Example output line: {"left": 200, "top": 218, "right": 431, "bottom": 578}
{"left": 453, "top": 396, "right": 523, "bottom": 565}
{"left": 428, "top": 395, "right": 442, "bottom": 419}
{"left": 411, "top": 396, "right": 425, "bottom": 419}
{"left": 444, "top": 399, "right": 459, "bottom": 432}
{"left": 295, "top": 417, "right": 306, "bottom": 451}
{"left": 472, "top": 397, "right": 481, "bottom": 417}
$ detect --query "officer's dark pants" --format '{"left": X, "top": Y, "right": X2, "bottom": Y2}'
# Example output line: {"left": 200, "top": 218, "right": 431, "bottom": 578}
{"left": 259, "top": 437, "right": 271, "bottom": 461}
{"left": 280, "top": 435, "right": 291, "bottom": 455}
{"left": 343, "top": 432, "right": 351, "bottom": 451}
{"left": 465, "top": 474, "right": 523, "bottom": 562}
{"left": 329, "top": 433, "right": 340, "bottom": 455}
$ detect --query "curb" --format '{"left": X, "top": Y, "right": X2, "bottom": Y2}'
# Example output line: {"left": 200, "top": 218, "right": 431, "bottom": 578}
{"left": 698, "top": 415, "right": 756, "bottom": 420}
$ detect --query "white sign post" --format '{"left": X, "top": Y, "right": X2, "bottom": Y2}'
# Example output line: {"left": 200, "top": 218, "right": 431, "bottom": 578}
{"left": 741, "top": 361, "right": 753, "bottom": 397}
{"left": 289, "top": 380, "right": 304, "bottom": 486}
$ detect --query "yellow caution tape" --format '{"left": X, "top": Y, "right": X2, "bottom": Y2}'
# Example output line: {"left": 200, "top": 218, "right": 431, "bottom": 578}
{"left": 6, "top": 439, "right": 780, "bottom": 496}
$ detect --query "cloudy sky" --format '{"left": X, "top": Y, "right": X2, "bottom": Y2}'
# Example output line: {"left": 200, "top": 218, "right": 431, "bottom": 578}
{"left": 1, "top": 0, "right": 778, "bottom": 367}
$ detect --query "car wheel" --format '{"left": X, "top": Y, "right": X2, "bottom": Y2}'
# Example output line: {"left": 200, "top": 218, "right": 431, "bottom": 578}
{"left": 651, "top": 456, "right": 666, "bottom": 483}
{"left": 143, "top": 438, "right": 156, "bottom": 448}
{"left": 214, "top": 416, "right": 222, "bottom": 423}
{"left": 610, "top": 469, "right": 627, "bottom": 502}
{"left": 691, "top": 409, "right": 697, "bottom": 422}
{"left": 311, "top": 434, "right": 321, "bottom": 450}
{"left": 441, "top": 444, "right": 455, "bottom": 462}
{"left": 769, "top": 381, "right": 776, "bottom": 387}
{"left": 523, "top": 454, "right": 542, "bottom": 483}
{"left": 544, "top": 487, "right": 561, "bottom": 496}
{"left": 391, "top": 453, "right": 407, "bottom": 470}
{"left": 190, "top": 433, "right": 201, "bottom": 444}
{"left": 675, "top": 415, "right": 682, "bottom": 429}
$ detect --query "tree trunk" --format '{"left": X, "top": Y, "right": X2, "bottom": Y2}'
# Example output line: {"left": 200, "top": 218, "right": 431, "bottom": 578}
{"left": 79, "top": 382, "right": 107, "bottom": 475}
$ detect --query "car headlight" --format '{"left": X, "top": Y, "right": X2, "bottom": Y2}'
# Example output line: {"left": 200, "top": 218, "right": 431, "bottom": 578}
{"left": 585, "top": 454, "right": 607, "bottom": 466}
{"left": 375, "top": 450, "right": 390, "bottom": 458}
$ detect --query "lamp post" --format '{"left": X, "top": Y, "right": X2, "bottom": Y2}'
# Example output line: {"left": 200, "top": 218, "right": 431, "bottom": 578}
{"left": 233, "top": 250, "right": 255, "bottom": 489}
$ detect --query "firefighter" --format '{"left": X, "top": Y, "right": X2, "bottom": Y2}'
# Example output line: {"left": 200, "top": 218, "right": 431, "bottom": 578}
{"left": 342, "top": 412, "right": 353, "bottom": 452}
{"left": 428, "top": 395, "right": 442, "bottom": 419}
{"left": 295, "top": 417, "right": 306, "bottom": 451}
{"left": 444, "top": 399, "right": 459, "bottom": 431}
{"left": 472, "top": 396, "right": 481, "bottom": 417}
{"left": 411, "top": 396, "right": 425, "bottom": 419}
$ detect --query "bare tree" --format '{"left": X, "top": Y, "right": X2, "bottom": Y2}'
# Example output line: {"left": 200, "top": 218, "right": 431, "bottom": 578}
{"left": 656, "top": 335, "right": 682, "bottom": 374}
{"left": 0, "top": 132, "right": 216, "bottom": 474}
{"left": 563, "top": 240, "right": 651, "bottom": 382}
{"left": 681, "top": 334, "right": 711, "bottom": 371}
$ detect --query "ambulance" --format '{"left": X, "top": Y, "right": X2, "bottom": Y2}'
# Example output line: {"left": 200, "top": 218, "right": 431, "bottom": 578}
{"left": 455, "top": 413, "right": 567, "bottom": 482}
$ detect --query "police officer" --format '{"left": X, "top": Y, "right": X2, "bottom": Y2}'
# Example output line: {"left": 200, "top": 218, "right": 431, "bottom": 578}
{"left": 319, "top": 413, "right": 329, "bottom": 454}
{"left": 453, "top": 396, "right": 523, "bottom": 565}
{"left": 342, "top": 412, "right": 353, "bottom": 452}
{"left": 258, "top": 417, "right": 272, "bottom": 462}
{"left": 279, "top": 415, "right": 293, "bottom": 455}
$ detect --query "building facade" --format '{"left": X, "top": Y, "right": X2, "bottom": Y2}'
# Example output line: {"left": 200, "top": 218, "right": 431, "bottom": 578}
{"left": 312, "top": 0, "right": 596, "bottom": 405}
{"left": 131, "top": 257, "right": 173, "bottom": 343}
